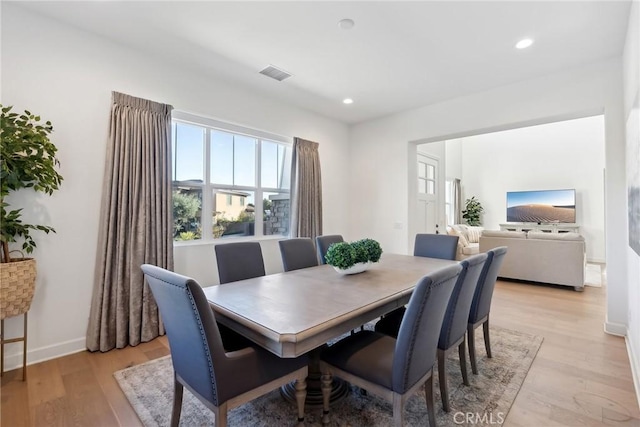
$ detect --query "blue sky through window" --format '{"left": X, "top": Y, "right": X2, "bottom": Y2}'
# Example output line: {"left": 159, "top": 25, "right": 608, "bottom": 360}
{"left": 173, "top": 122, "right": 204, "bottom": 182}
{"left": 173, "top": 121, "right": 290, "bottom": 191}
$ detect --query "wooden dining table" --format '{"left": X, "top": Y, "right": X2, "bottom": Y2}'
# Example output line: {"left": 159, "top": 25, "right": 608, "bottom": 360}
{"left": 203, "top": 252, "right": 459, "bottom": 407}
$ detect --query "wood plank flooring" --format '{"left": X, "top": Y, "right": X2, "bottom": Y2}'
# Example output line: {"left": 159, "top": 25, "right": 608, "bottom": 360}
{"left": 1, "top": 279, "right": 639, "bottom": 426}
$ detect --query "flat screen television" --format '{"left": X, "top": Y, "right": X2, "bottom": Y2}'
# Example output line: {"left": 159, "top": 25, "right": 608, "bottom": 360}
{"left": 506, "top": 189, "right": 576, "bottom": 223}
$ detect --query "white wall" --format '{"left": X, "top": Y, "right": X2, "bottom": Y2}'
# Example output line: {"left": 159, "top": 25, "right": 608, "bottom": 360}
{"left": 445, "top": 139, "right": 463, "bottom": 182}
{"left": 453, "top": 115, "right": 606, "bottom": 262}
{"left": 622, "top": 0, "right": 640, "bottom": 406}
{"left": 349, "top": 58, "right": 628, "bottom": 336}
{"left": 1, "top": 4, "right": 349, "bottom": 367}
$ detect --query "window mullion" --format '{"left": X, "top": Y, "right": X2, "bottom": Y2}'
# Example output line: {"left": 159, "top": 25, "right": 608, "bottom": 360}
{"left": 255, "top": 139, "right": 263, "bottom": 236}
{"left": 202, "top": 129, "right": 213, "bottom": 241}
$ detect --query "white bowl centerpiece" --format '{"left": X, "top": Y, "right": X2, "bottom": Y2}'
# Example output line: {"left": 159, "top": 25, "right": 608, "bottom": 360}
{"left": 324, "top": 238, "right": 383, "bottom": 275}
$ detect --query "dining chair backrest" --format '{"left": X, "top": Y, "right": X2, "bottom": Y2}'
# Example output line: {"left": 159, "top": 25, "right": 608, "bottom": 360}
{"left": 215, "top": 242, "right": 266, "bottom": 284}
{"left": 315, "top": 235, "right": 344, "bottom": 265}
{"left": 392, "top": 263, "right": 461, "bottom": 393}
{"left": 468, "top": 246, "right": 508, "bottom": 323}
{"left": 438, "top": 253, "right": 488, "bottom": 350}
{"left": 279, "top": 238, "right": 319, "bottom": 272}
{"left": 414, "top": 233, "right": 459, "bottom": 260}
{"left": 141, "top": 264, "right": 226, "bottom": 406}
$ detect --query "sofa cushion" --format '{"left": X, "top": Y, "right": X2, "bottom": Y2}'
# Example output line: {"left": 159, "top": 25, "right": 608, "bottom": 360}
{"left": 461, "top": 243, "right": 480, "bottom": 255}
{"left": 527, "top": 231, "right": 584, "bottom": 241}
{"left": 448, "top": 227, "right": 469, "bottom": 247}
{"left": 466, "top": 226, "right": 483, "bottom": 243}
{"left": 481, "top": 230, "right": 526, "bottom": 239}
{"left": 451, "top": 224, "right": 469, "bottom": 233}
{"left": 450, "top": 224, "right": 469, "bottom": 239}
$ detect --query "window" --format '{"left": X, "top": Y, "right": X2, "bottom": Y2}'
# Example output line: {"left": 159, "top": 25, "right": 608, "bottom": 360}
{"left": 171, "top": 112, "right": 292, "bottom": 242}
{"left": 418, "top": 161, "right": 436, "bottom": 195}
{"left": 445, "top": 179, "right": 454, "bottom": 226}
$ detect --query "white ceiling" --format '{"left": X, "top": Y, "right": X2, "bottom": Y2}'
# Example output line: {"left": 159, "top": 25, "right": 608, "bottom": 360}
{"left": 15, "top": 1, "right": 631, "bottom": 124}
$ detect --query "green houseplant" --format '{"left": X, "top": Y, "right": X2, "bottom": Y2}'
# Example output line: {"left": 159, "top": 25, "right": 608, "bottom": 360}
{"left": 325, "top": 238, "right": 383, "bottom": 274}
{"left": 0, "top": 105, "right": 63, "bottom": 319}
{"left": 351, "top": 238, "right": 383, "bottom": 263}
{"left": 462, "top": 196, "right": 484, "bottom": 226}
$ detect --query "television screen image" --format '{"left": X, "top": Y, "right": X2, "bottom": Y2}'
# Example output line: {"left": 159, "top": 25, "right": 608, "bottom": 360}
{"left": 506, "top": 189, "right": 576, "bottom": 223}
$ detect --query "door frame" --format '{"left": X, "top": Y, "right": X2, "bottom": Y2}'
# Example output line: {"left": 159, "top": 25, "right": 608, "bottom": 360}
{"left": 407, "top": 143, "right": 445, "bottom": 254}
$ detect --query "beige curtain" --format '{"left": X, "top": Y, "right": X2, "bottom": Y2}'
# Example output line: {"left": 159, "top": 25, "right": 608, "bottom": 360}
{"left": 86, "top": 92, "right": 174, "bottom": 352}
{"left": 290, "top": 138, "right": 323, "bottom": 239}
{"left": 453, "top": 178, "right": 462, "bottom": 224}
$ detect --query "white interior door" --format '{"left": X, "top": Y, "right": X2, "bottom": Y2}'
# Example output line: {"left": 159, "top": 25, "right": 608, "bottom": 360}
{"left": 417, "top": 154, "right": 439, "bottom": 234}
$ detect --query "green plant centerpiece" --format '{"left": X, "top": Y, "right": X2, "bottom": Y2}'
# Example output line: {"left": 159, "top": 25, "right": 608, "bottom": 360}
{"left": 0, "top": 105, "right": 63, "bottom": 319}
{"left": 325, "top": 238, "right": 383, "bottom": 275}
{"left": 462, "top": 196, "right": 484, "bottom": 226}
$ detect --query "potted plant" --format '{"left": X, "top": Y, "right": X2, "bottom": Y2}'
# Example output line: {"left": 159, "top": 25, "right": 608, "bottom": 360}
{"left": 0, "top": 105, "right": 63, "bottom": 319}
{"left": 462, "top": 196, "right": 484, "bottom": 226}
{"left": 352, "top": 238, "right": 383, "bottom": 263}
{"left": 325, "top": 238, "right": 383, "bottom": 275}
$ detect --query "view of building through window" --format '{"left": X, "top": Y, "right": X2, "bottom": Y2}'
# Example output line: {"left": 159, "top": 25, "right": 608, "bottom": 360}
{"left": 171, "top": 118, "right": 292, "bottom": 241}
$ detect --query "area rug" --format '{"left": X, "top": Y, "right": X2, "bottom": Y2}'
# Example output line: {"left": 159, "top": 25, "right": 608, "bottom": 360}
{"left": 115, "top": 326, "right": 542, "bottom": 426}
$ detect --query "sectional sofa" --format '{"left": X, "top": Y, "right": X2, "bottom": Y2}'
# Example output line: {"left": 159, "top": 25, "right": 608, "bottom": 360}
{"left": 479, "top": 230, "right": 586, "bottom": 291}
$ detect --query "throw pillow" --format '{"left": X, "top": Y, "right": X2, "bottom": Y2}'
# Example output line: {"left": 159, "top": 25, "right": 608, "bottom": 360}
{"left": 466, "top": 226, "right": 483, "bottom": 243}
{"left": 449, "top": 227, "right": 469, "bottom": 247}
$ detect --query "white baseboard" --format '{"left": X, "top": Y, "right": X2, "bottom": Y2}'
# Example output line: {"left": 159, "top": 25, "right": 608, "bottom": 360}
{"left": 626, "top": 332, "right": 640, "bottom": 411}
{"left": 2, "top": 336, "right": 86, "bottom": 372}
{"left": 604, "top": 320, "right": 627, "bottom": 336}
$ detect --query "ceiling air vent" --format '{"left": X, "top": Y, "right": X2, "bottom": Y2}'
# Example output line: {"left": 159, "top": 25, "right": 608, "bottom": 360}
{"left": 259, "top": 65, "right": 292, "bottom": 82}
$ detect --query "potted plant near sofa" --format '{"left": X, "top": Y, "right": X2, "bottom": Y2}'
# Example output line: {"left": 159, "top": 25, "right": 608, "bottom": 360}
{"left": 462, "top": 196, "right": 484, "bottom": 226}
{"left": 0, "top": 105, "right": 63, "bottom": 322}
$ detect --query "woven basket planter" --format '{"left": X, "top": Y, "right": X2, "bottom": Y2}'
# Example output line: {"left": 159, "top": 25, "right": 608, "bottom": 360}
{"left": 0, "top": 258, "right": 37, "bottom": 320}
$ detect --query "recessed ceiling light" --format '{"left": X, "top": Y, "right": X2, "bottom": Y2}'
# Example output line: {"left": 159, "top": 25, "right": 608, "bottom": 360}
{"left": 343, "top": 98, "right": 354, "bottom": 105}
{"left": 338, "top": 19, "right": 355, "bottom": 30}
{"left": 515, "top": 38, "right": 534, "bottom": 49}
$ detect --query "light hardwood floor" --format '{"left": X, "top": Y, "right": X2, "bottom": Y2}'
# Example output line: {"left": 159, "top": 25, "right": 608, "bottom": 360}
{"left": 1, "top": 278, "right": 639, "bottom": 426}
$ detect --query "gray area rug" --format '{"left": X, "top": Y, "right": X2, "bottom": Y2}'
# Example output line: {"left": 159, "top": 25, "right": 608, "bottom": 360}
{"left": 115, "top": 326, "right": 542, "bottom": 426}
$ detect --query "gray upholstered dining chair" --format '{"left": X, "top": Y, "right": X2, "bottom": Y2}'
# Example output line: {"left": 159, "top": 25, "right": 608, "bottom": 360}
{"left": 374, "top": 253, "right": 487, "bottom": 412}
{"left": 279, "top": 238, "right": 319, "bottom": 272}
{"left": 320, "top": 264, "right": 462, "bottom": 427}
{"left": 141, "top": 265, "right": 308, "bottom": 427}
{"left": 315, "top": 235, "right": 344, "bottom": 265}
{"left": 376, "top": 232, "right": 460, "bottom": 331}
{"left": 468, "top": 246, "right": 507, "bottom": 374}
{"left": 215, "top": 242, "right": 266, "bottom": 351}
{"left": 414, "top": 233, "right": 459, "bottom": 260}
{"left": 215, "top": 241, "right": 266, "bottom": 284}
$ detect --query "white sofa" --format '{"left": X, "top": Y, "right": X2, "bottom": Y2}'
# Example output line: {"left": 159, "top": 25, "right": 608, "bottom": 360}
{"left": 479, "top": 230, "right": 586, "bottom": 291}
{"left": 447, "top": 224, "right": 483, "bottom": 260}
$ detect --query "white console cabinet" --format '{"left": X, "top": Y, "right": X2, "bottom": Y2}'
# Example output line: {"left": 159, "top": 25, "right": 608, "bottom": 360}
{"left": 499, "top": 223, "right": 580, "bottom": 233}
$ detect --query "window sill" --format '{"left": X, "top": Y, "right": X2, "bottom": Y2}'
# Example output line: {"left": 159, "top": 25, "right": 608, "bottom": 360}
{"left": 173, "top": 234, "right": 288, "bottom": 248}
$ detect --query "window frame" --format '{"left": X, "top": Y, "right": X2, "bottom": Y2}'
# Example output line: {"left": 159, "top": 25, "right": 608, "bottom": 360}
{"left": 445, "top": 178, "right": 454, "bottom": 226}
{"left": 172, "top": 111, "right": 292, "bottom": 244}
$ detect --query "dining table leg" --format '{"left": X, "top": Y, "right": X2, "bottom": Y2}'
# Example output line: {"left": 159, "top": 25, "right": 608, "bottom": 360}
{"left": 280, "top": 345, "right": 350, "bottom": 408}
